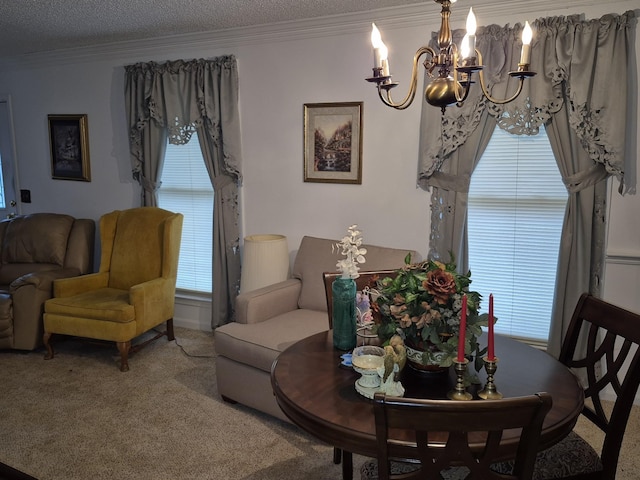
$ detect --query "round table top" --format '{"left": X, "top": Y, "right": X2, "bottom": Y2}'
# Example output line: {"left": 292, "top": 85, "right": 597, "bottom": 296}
{"left": 271, "top": 331, "right": 584, "bottom": 460}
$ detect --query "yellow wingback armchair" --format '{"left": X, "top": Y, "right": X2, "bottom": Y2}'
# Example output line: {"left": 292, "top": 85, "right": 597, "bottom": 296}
{"left": 43, "top": 207, "right": 183, "bottom": 371}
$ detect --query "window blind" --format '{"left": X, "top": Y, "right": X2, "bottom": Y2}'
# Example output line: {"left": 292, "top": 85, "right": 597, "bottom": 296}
{"left": 158, "top": 132, "right": 213, "bottom": 293}
{"left": 467, "top": 126, "right": 567, "bottom": 342}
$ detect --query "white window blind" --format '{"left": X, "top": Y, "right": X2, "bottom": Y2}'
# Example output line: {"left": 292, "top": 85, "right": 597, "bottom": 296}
{"left": 467, "top": 126, "right": 567, "bottom": 342}
{"left": 158, "top": 132, "right": 213, "bottom": 293}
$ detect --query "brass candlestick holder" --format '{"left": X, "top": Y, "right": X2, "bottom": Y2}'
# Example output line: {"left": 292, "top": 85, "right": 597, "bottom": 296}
{"left": 478, "top": 356, "right": 503, "bottom": 399}
{"left": 447, "top": 358, "right": 473, "bottom": 401}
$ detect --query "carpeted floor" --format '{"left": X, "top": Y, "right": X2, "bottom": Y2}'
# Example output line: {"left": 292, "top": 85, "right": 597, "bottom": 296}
{"left": 0, "top": 328, "right": 638, "bottom": 480}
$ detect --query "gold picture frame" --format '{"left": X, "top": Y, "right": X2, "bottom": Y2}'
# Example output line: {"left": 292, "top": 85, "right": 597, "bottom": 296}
{"left": 48, "top": 114, "right": 91, "bottom": 181}
{"left": 303, "top": 102, "right": 363, "bottom": 184}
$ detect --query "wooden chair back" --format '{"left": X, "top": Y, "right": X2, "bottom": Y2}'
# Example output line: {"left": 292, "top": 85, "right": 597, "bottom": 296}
{"left": 322, "top": 270, "right": 396, "bottom": 329}
{"left": 558, "top": 293, "right": 640, "bottom": 479}
{"left": 372, "top": 392, "right": 553, "bottom": 480}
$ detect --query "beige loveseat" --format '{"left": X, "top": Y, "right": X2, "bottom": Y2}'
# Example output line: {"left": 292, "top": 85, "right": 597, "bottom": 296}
{"left": 214, "top": 235, "right": 418, "bottom": 421}
{"left": 0, "top": 213, "right": 95, "bottom": 350}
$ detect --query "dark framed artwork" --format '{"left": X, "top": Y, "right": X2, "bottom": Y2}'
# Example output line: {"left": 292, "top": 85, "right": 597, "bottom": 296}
{"left": 303, "top": 102, "right": 363, "bottom": 184}
{"left": 48, "top": 114, "right": 91, "bottom": 181}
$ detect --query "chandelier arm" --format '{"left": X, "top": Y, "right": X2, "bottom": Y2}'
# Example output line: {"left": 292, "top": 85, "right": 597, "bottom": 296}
{"left": 451, "top": 47, "right": 474, "bottom": 105}
{"left": 378, "top": 46, "right": 437, "bottom": 110}
{"left": 477, "top": 68, "right": 526, "bottom": 104}
{"left": 475, "top": 50, "right": 526, "bottom": 105}
{"left": 454, "top": 81, "right": 473, "bottom": 107}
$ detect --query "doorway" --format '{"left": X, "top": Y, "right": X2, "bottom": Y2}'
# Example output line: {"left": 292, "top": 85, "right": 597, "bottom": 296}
{"left": 0, "top": 95, "right": 19, "bottom": 218}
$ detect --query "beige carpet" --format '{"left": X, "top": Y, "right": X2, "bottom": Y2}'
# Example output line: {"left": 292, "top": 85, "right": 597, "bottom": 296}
{"left": 0, "top": 328, "right": 638, "bottom": 480}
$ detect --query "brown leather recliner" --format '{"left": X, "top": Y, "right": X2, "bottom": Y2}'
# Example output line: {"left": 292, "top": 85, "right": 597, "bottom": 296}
{"left": 0, "top": 213, "right": 95, "bottom": 351}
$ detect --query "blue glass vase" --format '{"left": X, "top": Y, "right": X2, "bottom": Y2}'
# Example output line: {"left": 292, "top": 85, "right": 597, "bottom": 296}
{"left": 332, "top": 277, "right": 357, "bottom": 351}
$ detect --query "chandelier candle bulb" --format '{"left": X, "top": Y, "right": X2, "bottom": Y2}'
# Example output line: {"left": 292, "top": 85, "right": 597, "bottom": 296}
{"left": 457, "top": 294, "right": 467, "bottom": 362}
{"left": 461, "top": 33, "right": 470, "bottom": 59}
{"left": 380, "top": 44, "right": 390, "bottom": 76}
{"left": 465, "top": 8, "right": 476, "bottom": 58}
{"left": 371, "top": 23, "right": 384, "bottom": 70}
{"left": 488, "top": 294, "right": 495, "bottom": 361}
{"left": 520, "top": 21, "right": 533, "bottom": 65}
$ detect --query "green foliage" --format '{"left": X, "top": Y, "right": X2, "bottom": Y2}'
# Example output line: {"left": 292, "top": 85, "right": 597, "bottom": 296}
{"left": 374, "top": 253, "right": 489, "bottom": 372}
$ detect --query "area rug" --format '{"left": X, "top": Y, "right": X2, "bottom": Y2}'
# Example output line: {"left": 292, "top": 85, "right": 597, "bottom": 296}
{"left": 0, "top": 328, "right": 637, "bottom": 480}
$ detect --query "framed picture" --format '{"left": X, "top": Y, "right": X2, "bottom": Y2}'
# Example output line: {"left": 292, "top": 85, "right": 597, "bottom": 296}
{"left": 48, "top": 114, "right": 91, "bottom": 181}
{"left": 304, "top": 102, "right": 363, "bottom": 184}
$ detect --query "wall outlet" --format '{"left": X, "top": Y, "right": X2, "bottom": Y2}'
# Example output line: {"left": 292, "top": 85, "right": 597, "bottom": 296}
{"left": 20, "top": 189, "right": 31, "bottom": 203}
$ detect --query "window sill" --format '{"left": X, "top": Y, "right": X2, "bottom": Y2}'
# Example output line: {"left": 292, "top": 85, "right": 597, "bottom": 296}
{"left": 176, "top": 289, "right": 211, "bottom": 305}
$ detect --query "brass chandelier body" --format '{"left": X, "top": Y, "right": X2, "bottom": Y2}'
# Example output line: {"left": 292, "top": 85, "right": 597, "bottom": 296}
{"left": 366, "top": 0, "right": 536, "bottom": 113}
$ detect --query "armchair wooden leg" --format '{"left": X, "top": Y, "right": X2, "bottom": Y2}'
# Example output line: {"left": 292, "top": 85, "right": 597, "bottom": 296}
{"left": 166, "top": 318, "right": 175, "bottom": 341}
{"left": 43, "top": 332, "right": 54, "bottom": 360}
{"left": 116, "top": 341, "right": 131, "bottom": 372}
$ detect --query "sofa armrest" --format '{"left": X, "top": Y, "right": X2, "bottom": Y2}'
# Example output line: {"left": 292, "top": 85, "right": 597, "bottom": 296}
{"left": 9, "top": 268, "right": 82, "bottom": 294}
{"left": 235, "top": 279, "right": 301, "bottom": 325}
{"left": 10, "top": 268, "right": 88, "bottom": 350}
{"left": 52, "top": 272, "right": 109, "bottom": 298}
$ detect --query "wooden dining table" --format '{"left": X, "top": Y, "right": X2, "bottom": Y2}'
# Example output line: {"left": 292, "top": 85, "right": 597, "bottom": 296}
{"left": 271, "top": 330, "right": 584, "bottom": 480}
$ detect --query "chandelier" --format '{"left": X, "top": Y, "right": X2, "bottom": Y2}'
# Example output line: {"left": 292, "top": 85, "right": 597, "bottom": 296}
{"left": 366, "top": 0, "right": 535, "bottom": 113}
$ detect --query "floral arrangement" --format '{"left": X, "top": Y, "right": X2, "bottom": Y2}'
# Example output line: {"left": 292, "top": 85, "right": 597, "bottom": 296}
{"left": 334, "top": 224, "right": 367, "bottom": 279}
{"left": 373, "top": 253, "right": 489, "bottom": 372}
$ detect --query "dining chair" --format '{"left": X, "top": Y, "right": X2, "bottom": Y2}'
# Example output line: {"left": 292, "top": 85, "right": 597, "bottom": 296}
{"left": 322, "top": 269, "right": 396, "bottom": 329}
{"left": 492, "top": 293, "right": 640, "bottom": 479}
{"left": 360, "top": 391, "right": 553, "bottom": 480}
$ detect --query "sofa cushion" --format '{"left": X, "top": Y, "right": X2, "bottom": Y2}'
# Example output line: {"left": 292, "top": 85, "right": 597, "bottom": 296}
{"left": 215, "top": 309, "right": 329, "bottom": 372}
{"left": 292, "top": 236, "right": 417, "bottom": 312}
{"left": 1, "top": 213, "right": 74, "bottom": 266}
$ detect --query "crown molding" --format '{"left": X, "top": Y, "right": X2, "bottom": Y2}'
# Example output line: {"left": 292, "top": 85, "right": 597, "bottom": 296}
{"left": 0, "top": 0, "right": 626, "bottom": 70}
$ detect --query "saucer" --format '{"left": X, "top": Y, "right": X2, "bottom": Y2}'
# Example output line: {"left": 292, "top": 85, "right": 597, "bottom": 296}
{"left": 340, "top": 353, "right": 352, "bottom": 367}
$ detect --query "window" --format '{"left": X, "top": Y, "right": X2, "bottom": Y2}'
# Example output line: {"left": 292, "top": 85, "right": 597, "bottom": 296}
{"left": 158, "top": 132, "right": 213, "bottom": 293}
{"left": 467, "top": 126, "right": 567, "bottom": 343}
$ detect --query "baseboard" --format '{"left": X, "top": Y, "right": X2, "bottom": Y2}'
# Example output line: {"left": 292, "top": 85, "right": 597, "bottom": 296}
{"left": 174, "top": 316, "right": 212, "bottom": 332}
{"left": 173, "top": 294, "right": 212, "bottom": 332}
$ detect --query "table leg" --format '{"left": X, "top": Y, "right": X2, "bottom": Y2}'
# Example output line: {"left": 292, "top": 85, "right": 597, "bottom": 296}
{"left": 333, "top": 447, "right": 341, "bottom": 464}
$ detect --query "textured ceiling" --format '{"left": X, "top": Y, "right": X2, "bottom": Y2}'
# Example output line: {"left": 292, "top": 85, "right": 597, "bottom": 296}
{"left": 0, "top": 0, "right": 419, "bottom": 57}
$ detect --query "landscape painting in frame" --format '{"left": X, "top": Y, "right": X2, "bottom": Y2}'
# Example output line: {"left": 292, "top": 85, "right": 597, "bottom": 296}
{"left": 304, "top": 102, "right": 363, "bottom": 184}
{"left": 48, "top": 114, "right": 91, "bottom": 181}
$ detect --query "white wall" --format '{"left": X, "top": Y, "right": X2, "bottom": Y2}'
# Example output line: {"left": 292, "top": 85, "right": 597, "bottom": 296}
{"left": 0, "top": 0, "right": 638, "bottom": 330}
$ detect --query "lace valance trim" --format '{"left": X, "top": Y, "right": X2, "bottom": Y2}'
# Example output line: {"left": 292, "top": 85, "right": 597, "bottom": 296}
{"left": 418, "top": 11, "right": 636, "bottom": 189}
{"left": 126, "top": 55, "right": 241, "bottom": 181}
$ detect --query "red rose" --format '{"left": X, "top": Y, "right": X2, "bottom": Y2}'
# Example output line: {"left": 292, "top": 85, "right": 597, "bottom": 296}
{"left": 423, "top": 268, "right": 457, "bottom": 305}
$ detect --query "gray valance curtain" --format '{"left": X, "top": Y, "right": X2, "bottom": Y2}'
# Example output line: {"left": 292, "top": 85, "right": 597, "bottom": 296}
{"left": 124, "top": 56, "right": 243, "bottom": 329}
{"left": 416, "top": 11, "right": 637, "bottom": 355}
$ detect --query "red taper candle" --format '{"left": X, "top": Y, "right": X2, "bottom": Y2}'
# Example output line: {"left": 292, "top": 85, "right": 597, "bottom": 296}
{"left": 457, "top": 295, "right": 467, "bottom": 362}
{"left": 488, "top": 293, "right": 495, "bottom": 361}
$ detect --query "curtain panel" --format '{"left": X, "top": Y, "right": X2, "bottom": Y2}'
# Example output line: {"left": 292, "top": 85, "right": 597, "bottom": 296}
{"left": 124, "top": 56, "right": 243, "bottom": 328}
{"left": 416, "top": 11, "right": 637, "bottom": 355}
